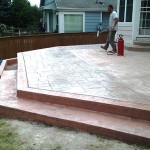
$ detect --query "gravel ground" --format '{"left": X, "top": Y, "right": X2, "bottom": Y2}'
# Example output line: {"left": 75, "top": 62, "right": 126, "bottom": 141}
{"left": 8, "top": 119, "right": 149, "bottom": 150}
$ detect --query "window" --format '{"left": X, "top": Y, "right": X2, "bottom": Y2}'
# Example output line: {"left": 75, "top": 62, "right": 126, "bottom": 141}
{"left": 139, "top": 0, "right": 150, "bottom": 35}
{"left": 119, "top": 0, "right": 133, "bottom": 22}
{"left": 119, "top": 0, "right": 125, "bottom": 22}
{"left": 64, "top": 14, "right": 83, "bottom": 33}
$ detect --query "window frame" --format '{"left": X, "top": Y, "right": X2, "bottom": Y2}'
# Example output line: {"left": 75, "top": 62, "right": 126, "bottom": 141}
{"left": 61, "top": 12, "right": 85, "bottom": 33}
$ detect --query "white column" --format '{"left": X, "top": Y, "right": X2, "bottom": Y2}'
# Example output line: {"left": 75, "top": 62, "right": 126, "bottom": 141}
{"left": 117, "top": 0, "right": 120, "bottom": 14}
{"left": 132, "top": 0, "right": 141, "bottom": 41}
{"left": 58, "top": 12, "right": 64, "bottom": 33}
{"left": 46, "top": 11, "right": 50, "bottom": 32}
{"left": 83, "top": 12, "right": 85, "bottom": 32}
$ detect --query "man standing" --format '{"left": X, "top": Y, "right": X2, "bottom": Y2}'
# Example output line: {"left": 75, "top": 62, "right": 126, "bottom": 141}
{"left": 101, "top": 5, "right": 119, "bottom": 55}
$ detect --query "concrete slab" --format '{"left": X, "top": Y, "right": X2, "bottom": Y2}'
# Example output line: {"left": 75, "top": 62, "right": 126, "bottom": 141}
{"left": 19, "top": 44, "right": 150, "bottom": 104}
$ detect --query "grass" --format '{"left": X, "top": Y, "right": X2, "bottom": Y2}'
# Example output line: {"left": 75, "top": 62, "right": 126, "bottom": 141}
{"left": 50, "top": 146, "right": 62, "bottom": 150}
{"left": 0, "top": 119, "right": 21, "bottom": 150}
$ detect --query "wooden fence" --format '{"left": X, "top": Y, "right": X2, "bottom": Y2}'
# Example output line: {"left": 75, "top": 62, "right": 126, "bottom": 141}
{"left": 0, "top": 32, "right": 107, "bottom": 59}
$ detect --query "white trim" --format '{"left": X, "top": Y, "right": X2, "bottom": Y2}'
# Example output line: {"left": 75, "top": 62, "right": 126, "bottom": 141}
{"left": 136, "top": 35, "right": 150, "bottom": 38}
{"left": 100, "top": 12, "right": 102, "bottom": 23}
{"left": 118, "top": 22, "right": 133, "bottom": 26}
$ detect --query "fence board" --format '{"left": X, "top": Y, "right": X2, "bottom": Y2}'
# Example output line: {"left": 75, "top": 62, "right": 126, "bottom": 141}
{"left": 0, "top": 32, "right": 107, "bottom": 59}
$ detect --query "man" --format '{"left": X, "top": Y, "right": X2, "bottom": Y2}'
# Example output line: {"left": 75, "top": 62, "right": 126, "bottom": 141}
{"left": 101, "top": 5, "right": 119, "bottom": 55}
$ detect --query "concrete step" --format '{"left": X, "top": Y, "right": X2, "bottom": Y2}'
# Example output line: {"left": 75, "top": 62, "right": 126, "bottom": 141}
{"left": 125, "top": 43, "right": 150, "bottom": 51}
{"left": 0, "top": 58, "right": 17, "bottom": 78}
{"left": 134, "top": 41, "right": 150, "bottom": 46}
{"left": 17, "top": 53, "right": 150, "bottom": 121}
{"left": 0, "top": 71, "right": 150, "bottom": 146}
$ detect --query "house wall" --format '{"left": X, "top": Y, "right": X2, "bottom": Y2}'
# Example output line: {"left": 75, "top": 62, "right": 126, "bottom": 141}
{"left": 117, "top": 23, "right": 133, "bottom": 44}
{"left": 84, "top": 12, "right": 110, "bottom": 32}
{"left": 85, "top": 12, "right": 101, "bottom": 32}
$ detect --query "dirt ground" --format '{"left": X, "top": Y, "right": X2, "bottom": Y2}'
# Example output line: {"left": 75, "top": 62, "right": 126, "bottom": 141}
{"left": 5, "top": 119, "right": 148, "bottom": 150}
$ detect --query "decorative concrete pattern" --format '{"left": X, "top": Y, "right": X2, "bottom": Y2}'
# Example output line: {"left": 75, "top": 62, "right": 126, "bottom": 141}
{"left": 22, "top": 44, "right": 150, "bottom": 104}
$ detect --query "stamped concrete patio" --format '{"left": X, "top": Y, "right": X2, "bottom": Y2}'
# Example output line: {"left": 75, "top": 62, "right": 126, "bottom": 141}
{"left": 0, "top": 44, "right": 150, "bottom": 146}
{"left": 22, "top": 44, "right": 150, "bottom": 104}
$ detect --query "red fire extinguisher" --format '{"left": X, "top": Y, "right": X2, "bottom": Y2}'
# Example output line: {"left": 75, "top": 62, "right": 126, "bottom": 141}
{"left": 117, "top": 34, "right": 124, "bottom": 56}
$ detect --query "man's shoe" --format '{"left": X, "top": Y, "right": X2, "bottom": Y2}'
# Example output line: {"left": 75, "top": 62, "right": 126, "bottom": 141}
{"left": 113, "top": 49, "right": 117, "bottom": 53}
{"left": 100, "top": 46, "right": 107, "bottom": 50}
{"left": 107, "top": 51, "right": 114, "bottom": 55}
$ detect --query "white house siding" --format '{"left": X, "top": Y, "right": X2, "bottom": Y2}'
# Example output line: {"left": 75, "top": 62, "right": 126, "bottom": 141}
{"left": 117, "top": 24, "right": 133, "bottom": 44}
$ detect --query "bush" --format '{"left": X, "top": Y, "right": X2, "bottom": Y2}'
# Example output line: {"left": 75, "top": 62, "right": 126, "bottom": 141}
{"left": 0, "top": 24, "right": 7, "bottom": 37}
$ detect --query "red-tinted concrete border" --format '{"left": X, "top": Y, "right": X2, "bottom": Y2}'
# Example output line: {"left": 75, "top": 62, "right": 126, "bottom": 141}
{"left": 17, "top": 53, "right": 150, "bottom": 121}
{"left": 0, "top": 105, "right": 149, "bottom": 147}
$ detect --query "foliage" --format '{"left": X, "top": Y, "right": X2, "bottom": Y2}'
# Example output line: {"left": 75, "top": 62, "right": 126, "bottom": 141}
{"left": 0, "top": 23, "right": 7, "bottom": 36}
{"left": 0, "top": 0, "right": 41, "bottom": 28}
{"left": 0, "top": 0, "right": 11, "bottom": 25}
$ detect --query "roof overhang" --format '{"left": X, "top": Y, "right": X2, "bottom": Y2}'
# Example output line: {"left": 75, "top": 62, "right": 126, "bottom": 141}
{"left": 44, "top": 5, "right": 55, "bottom": 10}
{"left": 56, "top": 7, "right": 109, "bottom": 12}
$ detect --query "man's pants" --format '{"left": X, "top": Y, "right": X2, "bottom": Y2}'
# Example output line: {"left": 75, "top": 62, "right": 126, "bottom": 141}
{"left": 103, "top": 30, "right": 117, "bottom": 51}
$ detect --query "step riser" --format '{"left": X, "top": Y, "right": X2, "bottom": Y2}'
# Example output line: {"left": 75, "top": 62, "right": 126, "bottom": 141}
{"left": 125, "top": 46, "right": 150, "bottom": 51}
{"left": 134, "top": 42, "right": 150, "bottom": 46}
{"left": 0, "top": 105, "right": 149, "bottom": 147}
{"left": 17, "top": 90, "right": 150, "bottom": 121}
